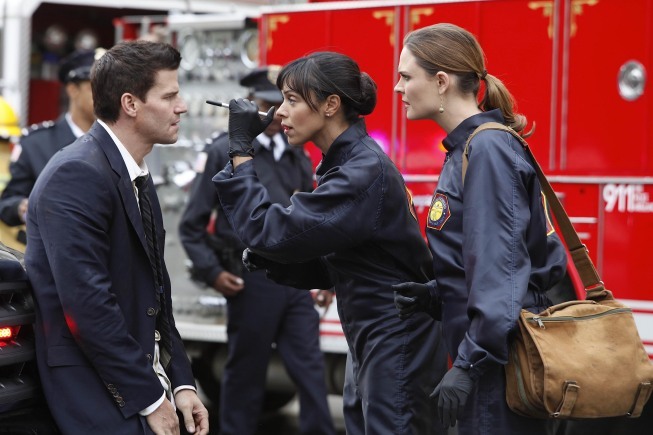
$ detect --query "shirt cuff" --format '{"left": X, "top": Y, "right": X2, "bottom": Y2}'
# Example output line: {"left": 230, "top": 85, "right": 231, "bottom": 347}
{"left": 174, "top": 385, "right": 197, "bottom": 396}
{"left": 139, "top": 392, "right": 166, "bottom": 416}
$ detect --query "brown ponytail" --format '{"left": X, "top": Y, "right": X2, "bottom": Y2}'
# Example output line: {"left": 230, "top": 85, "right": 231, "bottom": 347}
{"left": 480, "top": 73, "right": 530, "bottom": 136}
{"left": 404, "top": 23, "right": 532, "bottom": 136}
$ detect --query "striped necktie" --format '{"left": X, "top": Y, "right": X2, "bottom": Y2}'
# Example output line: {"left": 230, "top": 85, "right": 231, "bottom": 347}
{"left": 135, "top": 175, "right": 172, "bottom": 367}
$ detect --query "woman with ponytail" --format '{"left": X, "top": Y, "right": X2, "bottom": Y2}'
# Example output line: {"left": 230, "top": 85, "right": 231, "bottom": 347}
{"left": 392, "top": 23, "right": 567, "bottom": 434}
{"left": 214, "top": 51, "right": 448, "bottom": 434}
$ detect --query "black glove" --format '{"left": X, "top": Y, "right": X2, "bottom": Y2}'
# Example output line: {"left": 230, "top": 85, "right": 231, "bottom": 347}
{"left": 228, "top": 98, "right": 276, "bottom": 158}
{"left": 241, "top": 248, "right": 292, "bottom": 287}
{"left": 430, "top": 366, "right": 475, "bottom": 428}
{"left": 392, "top": 281, "right": 438, "bottom": 320}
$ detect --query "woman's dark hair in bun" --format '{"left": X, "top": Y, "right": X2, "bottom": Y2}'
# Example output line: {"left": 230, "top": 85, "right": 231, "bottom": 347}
{"left": 277, "top": 51, "right": 377, "bottom": 122}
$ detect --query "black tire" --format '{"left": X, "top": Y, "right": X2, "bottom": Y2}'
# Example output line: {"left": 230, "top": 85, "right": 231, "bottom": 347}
{"left": 0, "top": 405, "right": 60, "bottom": 434}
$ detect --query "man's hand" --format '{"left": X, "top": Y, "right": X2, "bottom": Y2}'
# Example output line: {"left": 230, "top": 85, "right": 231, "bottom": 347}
{"left": 391, "top": 281, "right": 436, "bottom": 319}
{"left": 430, "top": 366, "right": 475, "bottom": 428}
{"left": 228, "top": 98, "right": 275, "bottom": 158}
{"left": 146, "top": 398, "right": 179, "bottom": 435}
{"left": 175, "top": 390, "right": 209, "bottom": 435}
{"left": 213, "top": 271, "right": 244, "bottom": 297}
{"left": 313, "top": 289, "right": 334, "bottom": 317}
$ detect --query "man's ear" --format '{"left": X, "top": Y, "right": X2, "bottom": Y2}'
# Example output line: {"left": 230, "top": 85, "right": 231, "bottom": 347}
{"left": 121, "top": 93, "right": 138, "bottom": 118}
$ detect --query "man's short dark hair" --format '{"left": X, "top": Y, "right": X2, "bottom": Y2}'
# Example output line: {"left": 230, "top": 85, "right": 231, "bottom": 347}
{"left": 91, "top": 40, "right": 181, "bottom": 123}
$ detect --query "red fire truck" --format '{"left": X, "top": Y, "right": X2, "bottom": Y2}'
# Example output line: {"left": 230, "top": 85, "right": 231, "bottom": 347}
{"left": 167, "top": 0, "right": 653, "bottom": 426}
{"left": 1, "top": 0, "right": 652, "bottom": 430}
{"left": 132, "top": 0, "right": 653, "bottom": 421}
{"left": 257, "top": 0, "right": 653, "bottom": 355}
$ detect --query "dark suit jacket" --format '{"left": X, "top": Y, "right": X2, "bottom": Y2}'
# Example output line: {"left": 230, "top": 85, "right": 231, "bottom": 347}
{"left": 25, "top": 122, "right": 195, "bottom": 434}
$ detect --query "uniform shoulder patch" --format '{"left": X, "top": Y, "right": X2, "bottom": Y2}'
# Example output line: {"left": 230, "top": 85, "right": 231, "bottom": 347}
{"left": 9, "top": 144, "right": 22, "bottom": 163}
{"left": 405, "top": 186, "right": 418, "bottom": 222}
{"left": 427, "top": 193, "right": 451, "bottom": 231}
{"left": 541, "top": 192, "right": 555, "bottom": 236}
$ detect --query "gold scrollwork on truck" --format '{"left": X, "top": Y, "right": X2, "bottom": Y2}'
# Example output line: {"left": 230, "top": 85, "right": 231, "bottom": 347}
{"left": 569, "top": 0, "right": 598, "bottom": 36}
{"left": 410, "top": 7, "right": 434, "bottom": 31}
{"left": 529, "top": 0, "right": 598, "bottom": 38}
{"left": 372, "top": 10, "right": 395, "bottom": 46}
{"left": 266, "top": 15, "right": 290, "bottom": 50}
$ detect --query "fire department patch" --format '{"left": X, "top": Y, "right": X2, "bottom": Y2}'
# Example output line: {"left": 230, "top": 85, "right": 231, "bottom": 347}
{"left": 405, "top": 186, "right": 418, "bottom": 222}
{"left": 427, "top": 193, "right": 450, "bottom": 230}
{"left": 542, "top": 192, "right": 555, "bottom": 236}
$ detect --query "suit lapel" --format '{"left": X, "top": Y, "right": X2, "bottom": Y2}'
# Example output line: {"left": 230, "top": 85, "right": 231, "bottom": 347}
{"left": 87, "top": 122, "right": 149, "bottom": 253}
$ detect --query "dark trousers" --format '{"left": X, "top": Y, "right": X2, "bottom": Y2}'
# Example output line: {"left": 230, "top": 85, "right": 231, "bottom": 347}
{"left": 457, "top": 363, "right": 556, "bottom": 435}
{"left": 556, "top": 397, "right": 653, "bottom": 435}
{"left": 341, "top": 317, "right": 448, "bottom": 435}
{"left": 218, "top": 270, "right": 335, "bottom": 435}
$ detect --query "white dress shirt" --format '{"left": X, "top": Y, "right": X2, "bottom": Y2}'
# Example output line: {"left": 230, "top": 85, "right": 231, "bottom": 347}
{"left": 256, "top": 132, "right": 286, "bottom": 161}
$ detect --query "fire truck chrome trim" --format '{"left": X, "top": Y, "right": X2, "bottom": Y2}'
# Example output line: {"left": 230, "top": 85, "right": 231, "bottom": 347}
{"left": 261, "top": 0, "right": 483, "bottom": 14}
{"left": 618, "top": 61, "right": 647, "bottom": 101}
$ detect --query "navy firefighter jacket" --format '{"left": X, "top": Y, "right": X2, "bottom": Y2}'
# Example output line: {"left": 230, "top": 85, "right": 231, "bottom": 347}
{"left": 213, "top": 120, "right": 444, "bottom": 417}
{"left": 0, "top": 115, "right": 76, "bottom": 226}
{"left": 213, "top": 119, "right": 435, "bottom": 333}
{"left": 427, "top": 109, "right": 568, "bottom": 381}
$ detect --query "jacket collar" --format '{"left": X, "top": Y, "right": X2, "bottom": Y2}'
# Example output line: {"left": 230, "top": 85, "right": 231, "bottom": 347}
{"left": 316, "top": 119, "right": 368, "bottom": 176}
{"left": 86, "top": 121, "right": 150, "bottom": 252}
{"left": 442, "top": 109, "right": 505, "bottom": 152}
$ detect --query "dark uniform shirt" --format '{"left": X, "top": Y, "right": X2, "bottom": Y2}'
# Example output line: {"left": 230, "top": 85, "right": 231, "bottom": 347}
{"left": 0, "top": 115, "right": 76, "bottom": 226}
{"left": 427, "top": 109, "right": 567, "bottom": 381}
{"left": 213, "top": 119, "right": 446, "bottom": 434}
{"left": 179, "top": 131, "right": 313, "bottom": 285}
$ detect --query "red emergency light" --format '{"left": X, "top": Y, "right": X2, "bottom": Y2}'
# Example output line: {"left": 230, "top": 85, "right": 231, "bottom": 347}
{"left": 0, "top": 325, "right": 17, "bottom": 344}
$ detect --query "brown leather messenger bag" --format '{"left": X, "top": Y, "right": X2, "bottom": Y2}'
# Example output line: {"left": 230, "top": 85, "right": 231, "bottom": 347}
{"left": 463, "top": 122, "right": 653, "bottom": 419}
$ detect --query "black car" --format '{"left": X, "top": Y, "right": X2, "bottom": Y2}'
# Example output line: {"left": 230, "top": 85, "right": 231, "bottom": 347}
{"left": 0, "top": 242, "right": 59, "bottom": 434}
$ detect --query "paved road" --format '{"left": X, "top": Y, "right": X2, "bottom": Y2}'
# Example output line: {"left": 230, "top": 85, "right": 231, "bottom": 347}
{"left": 254, "top": 396, "right": 346, "bottom": 435}
{"left": 200, "top": 394, "right": 461, "bottom": 435}
{"left": 197, "top": 395, "right": 347, "bottom": 435}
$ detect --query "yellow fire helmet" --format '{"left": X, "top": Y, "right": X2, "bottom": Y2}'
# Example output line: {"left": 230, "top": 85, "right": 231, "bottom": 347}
{"left": 0, "top": 96, "right": 21, "bottom": 140}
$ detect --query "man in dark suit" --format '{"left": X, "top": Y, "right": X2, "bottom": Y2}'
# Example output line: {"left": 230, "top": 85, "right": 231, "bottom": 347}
{"left": 179, "top": 67, "right": 335, "bottom": 435}
{"left": 25, "top": 40, "right": 208, "bottom": 435}
{"left": 0, "top": 48, "right": 99, "bottom": 230}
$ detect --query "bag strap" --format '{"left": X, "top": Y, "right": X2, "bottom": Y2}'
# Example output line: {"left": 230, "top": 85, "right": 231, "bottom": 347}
{"left": 463, "top": 122, "right": 605, "bottom": 295}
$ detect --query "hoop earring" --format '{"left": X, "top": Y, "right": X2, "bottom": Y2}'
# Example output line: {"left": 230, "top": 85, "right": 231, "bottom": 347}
{"left": 439, "top": 96, "right": 445, "bottom": 114}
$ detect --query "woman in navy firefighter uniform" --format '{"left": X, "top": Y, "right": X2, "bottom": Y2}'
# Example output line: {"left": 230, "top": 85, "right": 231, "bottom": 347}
{"left": 392, "top": 24, "right": 568, "bottom": 434}
{"left": 179, "top": 67, "right": 335, "bottom": 435}
{"left": 213, "top": 52, "right": 448, "bottom": 435}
